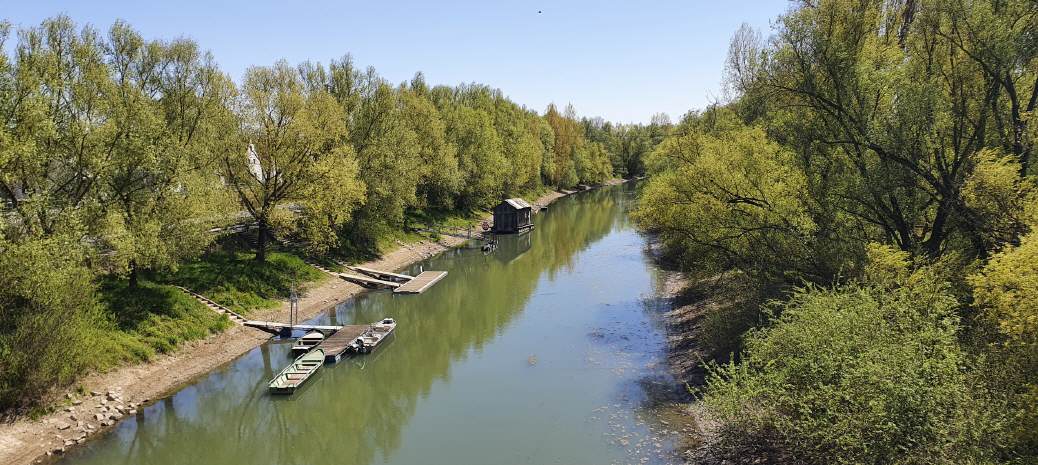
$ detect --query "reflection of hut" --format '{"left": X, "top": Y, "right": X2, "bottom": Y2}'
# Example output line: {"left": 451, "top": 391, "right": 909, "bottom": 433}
{"left": 492, "top": 198, "right": 534, "bottom": 234}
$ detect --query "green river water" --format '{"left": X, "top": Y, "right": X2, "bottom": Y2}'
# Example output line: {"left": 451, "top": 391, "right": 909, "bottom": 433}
{"left": 59, "top": 183, "right": 684, "bottom": 465}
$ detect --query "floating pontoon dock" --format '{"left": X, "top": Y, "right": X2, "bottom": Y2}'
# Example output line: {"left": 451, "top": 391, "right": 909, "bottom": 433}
{"left": 393, "top": 271, "right": 448, "bottom": 294}
{"left": 313, "top": 325, "right": 369, "bottom": 363}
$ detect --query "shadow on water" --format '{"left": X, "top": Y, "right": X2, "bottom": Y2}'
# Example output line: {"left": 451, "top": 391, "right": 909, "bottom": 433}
{"left": 60, "top": 184, "right": 681, "bottom": 465}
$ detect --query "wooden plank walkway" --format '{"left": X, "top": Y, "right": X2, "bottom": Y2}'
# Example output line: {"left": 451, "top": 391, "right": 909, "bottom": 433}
{"left": 338, "top": 273, "right": 402, "bottom": 289}
{"left": 347, "top": 266, "right": 414, "bottom": 282}
{"left": 394, "top": 271, "right": 448, "bottom": 294}
{"left": 305, "top": 259, "right": 446, "bottom": 293}
{"left": 314, "top": 325, "right": 369, "bottom": 363}
{"left": 242, "top": 321, "right": 343, "bottom": 336}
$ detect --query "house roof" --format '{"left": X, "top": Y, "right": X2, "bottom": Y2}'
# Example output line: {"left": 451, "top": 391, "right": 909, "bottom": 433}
{"left": 501, "top": 198, "right": 532, "bottom": 210}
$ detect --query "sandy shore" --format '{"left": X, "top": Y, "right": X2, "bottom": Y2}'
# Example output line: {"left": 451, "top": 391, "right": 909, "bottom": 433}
{"left": 0, "top": 188, "right": 574, "bottom": 465}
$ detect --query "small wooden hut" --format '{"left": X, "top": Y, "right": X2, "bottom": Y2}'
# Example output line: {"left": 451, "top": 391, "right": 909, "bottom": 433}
{"left": 492, "top": 198, "right": 534, "bottom": 234}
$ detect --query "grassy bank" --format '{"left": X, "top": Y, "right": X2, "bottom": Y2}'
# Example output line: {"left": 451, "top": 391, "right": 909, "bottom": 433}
{"left": 90, "top": 280, "right": 232, "bottom": 370}
{"left": 163, "top": 251, "right": 327, "bottom": 314}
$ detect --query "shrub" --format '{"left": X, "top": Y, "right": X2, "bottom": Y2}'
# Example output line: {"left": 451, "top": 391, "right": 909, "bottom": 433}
{"left": 0, "top": 236, "right": 99, "bottom": 411}
{"left": 970, "top": 231, "right": 1038, "bottom": 452}
{"left": 702, "top": 277, "right": 1002, "bottom": 464}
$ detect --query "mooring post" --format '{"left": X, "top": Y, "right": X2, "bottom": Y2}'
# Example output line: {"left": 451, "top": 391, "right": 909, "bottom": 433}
{"left": 289, "top": 291, "right": 299, "bottom": 332}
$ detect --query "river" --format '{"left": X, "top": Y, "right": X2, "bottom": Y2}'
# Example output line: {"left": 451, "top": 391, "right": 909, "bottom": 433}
{"left": 59, "top": 183, "right": 684, "bottom": 465}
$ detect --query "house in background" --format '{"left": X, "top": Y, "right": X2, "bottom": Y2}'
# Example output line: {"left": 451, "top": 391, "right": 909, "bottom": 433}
{"left": 492, "top": 198, "right": 534, "bottom": 234}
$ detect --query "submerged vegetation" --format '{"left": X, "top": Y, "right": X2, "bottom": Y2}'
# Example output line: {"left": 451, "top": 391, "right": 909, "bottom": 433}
{"left": 636, "top": 0, "right": 1037, "bottom": 463}
{"left": 0, "top": 16, "right": 662, "bottom": 411}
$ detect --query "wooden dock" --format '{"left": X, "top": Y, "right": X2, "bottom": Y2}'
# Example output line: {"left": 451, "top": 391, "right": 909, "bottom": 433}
{"left": 394, "top": 271, "right": 448, "bottom": 294}
{"left": 306, "top": 259, "right": 447, "bottom": 294}
{"left": 314, "top": 325, "right": 369, "bottom": 363}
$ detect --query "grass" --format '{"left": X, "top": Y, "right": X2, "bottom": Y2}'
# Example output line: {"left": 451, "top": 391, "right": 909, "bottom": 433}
{"left": 162, "top": 250, "right": 327, "bottom": 314}
{"left": 89, "top": 279, "right": 231, "bottom": 370}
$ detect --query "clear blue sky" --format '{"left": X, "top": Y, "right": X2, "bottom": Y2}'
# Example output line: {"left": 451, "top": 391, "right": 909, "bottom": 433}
{"left": 4, "top": 1, "right": 789, "bottom": 124}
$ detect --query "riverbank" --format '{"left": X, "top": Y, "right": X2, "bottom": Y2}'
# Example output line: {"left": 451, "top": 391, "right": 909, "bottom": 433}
{"left": 0, "top": 188, "right": 576, "bottom": 465}
{"left": 650, "top": 245, "right": 766, "bottom": 463}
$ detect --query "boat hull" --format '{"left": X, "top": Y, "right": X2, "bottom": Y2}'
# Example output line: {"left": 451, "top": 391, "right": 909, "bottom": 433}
{"left": 268, "top": 349, "right": 324, "bottom": 395}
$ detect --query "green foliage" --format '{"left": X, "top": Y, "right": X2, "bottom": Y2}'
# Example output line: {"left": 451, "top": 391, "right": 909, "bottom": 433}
{"left": 703, "top": 277, "right": 1002, "bottom": 464}
{"left": 970, "top": 231, "right": 1038, "bottom": 450}
{"left": 0, "top": 15, "right": 644, "bottom": 411}
{"left": 635, "top": 117, "right": 822, "bottom": 283}
{"left": 637, "top": 3, "right": 1038, "bottom": 460}
{"left": 962, "top": 150, "right": 1037, "bottom": 251}
{"left": 544, "top": 104, "right": 581, "bottom": 187}
{"left": 0, "top": 235, "right": 97, "bottom": 410}
{"left": 91, "top": 279, "right": 230, "bottom": 368}
{"left": 225, "top": 61, "right": 365, "bottom": 260}
{"left": 165, "top": 251, "right": 326, "bottom": 314}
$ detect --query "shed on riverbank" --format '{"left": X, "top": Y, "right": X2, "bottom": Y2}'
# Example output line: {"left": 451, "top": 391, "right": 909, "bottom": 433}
{"left": 492, "top": 198, "right": 534, "bottom": 234}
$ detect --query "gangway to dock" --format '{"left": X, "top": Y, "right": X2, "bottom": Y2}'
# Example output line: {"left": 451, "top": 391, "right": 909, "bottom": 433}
{"left": 347, "top": 266, "right": 414, "bottom": 283}
{"left": 337, "top": 273, "right": 402, "bottom": 289}
{"left": 243, "top": 321, "right": 343, "bottom": 337}
{"left": 306, "top": 260, "right": 447, "bottom": 294}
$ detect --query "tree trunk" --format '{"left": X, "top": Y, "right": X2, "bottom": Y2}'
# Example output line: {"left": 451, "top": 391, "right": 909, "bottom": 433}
{"left": 128, "top": 260, "right": 139, "bottom": 289}
{"left": 255, "top": 220, "right": 268, "bottom": 262}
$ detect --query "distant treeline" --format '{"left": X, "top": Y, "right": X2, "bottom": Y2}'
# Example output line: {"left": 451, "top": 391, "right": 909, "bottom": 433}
{"left": 0, "top": 16, "right": 665, "bottom": 410}
{"left": 635, "top": 1, "right": 1037, "bottom": 463}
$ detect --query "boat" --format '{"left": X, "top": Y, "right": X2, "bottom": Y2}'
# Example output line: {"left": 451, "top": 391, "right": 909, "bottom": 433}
{"left": 268, "top": 349, "right": 325, "bottom": 394}
{"left": 290, "top": 330, "right": 325, "bottom": 356}
{"left": 352, "top": 318, "right": 397, "bottom": 354}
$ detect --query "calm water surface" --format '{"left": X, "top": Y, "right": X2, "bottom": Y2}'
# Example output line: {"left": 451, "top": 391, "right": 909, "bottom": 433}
{"left": 60, "top": 184, "right": 682, "bottom": 465}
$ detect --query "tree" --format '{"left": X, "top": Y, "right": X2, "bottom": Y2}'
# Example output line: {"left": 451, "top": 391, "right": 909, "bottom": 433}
{"left": 703, "top": 275, "right": 993, "bottom": 464}
{"left": 224, "top": 61, "right": 364, "bottom": 261}
{"left": 634, "top": 116, "right": 823, "bottom": 284}
{"left": 400, "top": 77, "right": 460, "bottom": 210}
{"left": 441, "top": 101, "right": 505, "bottom": 210}
{"left": 316, "top": 61, "right": 424, "bottom": 250}
{"left": 0, "top": 17, "right": 109, "bottom": 240}
{"left": 97, "top": 22, "right": 236, "bottom": 287}
{"left": 544, "top": 103, "right": 580, "bottom": 187}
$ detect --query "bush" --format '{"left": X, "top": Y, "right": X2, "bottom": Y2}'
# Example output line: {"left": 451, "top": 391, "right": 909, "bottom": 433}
{"left": 702, "top": 277, "right": 1002, "bottom": 464}
{"left": 970, "top": 231, "right": 1038, "bottom": 453}
{"left": 0, "top": 237, "right": 99, "bottom": 411}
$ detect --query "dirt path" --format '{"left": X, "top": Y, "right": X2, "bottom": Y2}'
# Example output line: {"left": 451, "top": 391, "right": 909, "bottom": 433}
{"left": 0, "top": 188, "right": 575, "bottom": 465}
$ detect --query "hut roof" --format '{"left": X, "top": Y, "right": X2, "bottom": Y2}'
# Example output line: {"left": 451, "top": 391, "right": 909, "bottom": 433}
{"left": 501, "top": 198, "right": 532, "bottom": 210}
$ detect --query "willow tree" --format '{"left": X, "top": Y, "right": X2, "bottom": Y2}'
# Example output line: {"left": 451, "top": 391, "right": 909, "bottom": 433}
{"left": 401, "top": 74, "right": 460, "bottom": 210}
{"left": 634, "top": 113, "right": 822, "bottom": 284}
{"left": 98, "top": 22, "right": 237, "bottom": 286}
{"left": 544, "top": 104, "right": 580, "bottom": 187}
{"left": 725, "top": 0, "right": 1038, "bottom": 259}
{"left": 440, "top": 100, "right": 506, "bottom": 210}
{"left": 0, "top": 17, "right": 110, "bottom": 240}
{"left": 225, "top": 61, "right": 365, "bottom": 261}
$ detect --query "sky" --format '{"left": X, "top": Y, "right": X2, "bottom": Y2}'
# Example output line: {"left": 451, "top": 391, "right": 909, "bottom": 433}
{"left": 3, "top": 1, "right": 790, "bottom": 124}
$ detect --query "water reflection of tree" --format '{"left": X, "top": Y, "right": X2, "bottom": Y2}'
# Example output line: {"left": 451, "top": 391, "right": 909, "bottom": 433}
{"left": 62, "top": 185, "right": 634, "bottom": 465}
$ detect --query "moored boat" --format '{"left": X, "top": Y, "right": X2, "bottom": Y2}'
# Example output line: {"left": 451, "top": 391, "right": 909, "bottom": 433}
{"left": 291, "top": 330, "right": 325, "bottom": 356}
{"left": 268, "top": 349, "right": 324, "bottom": 394}
{"left": 352, "top": 318, "right": 396, "bottom": 354}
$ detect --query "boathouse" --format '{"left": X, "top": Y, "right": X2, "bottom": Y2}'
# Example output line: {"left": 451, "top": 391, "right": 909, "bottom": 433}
{"left": 492, "top": 198, "right": 534, "bottom": 234}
